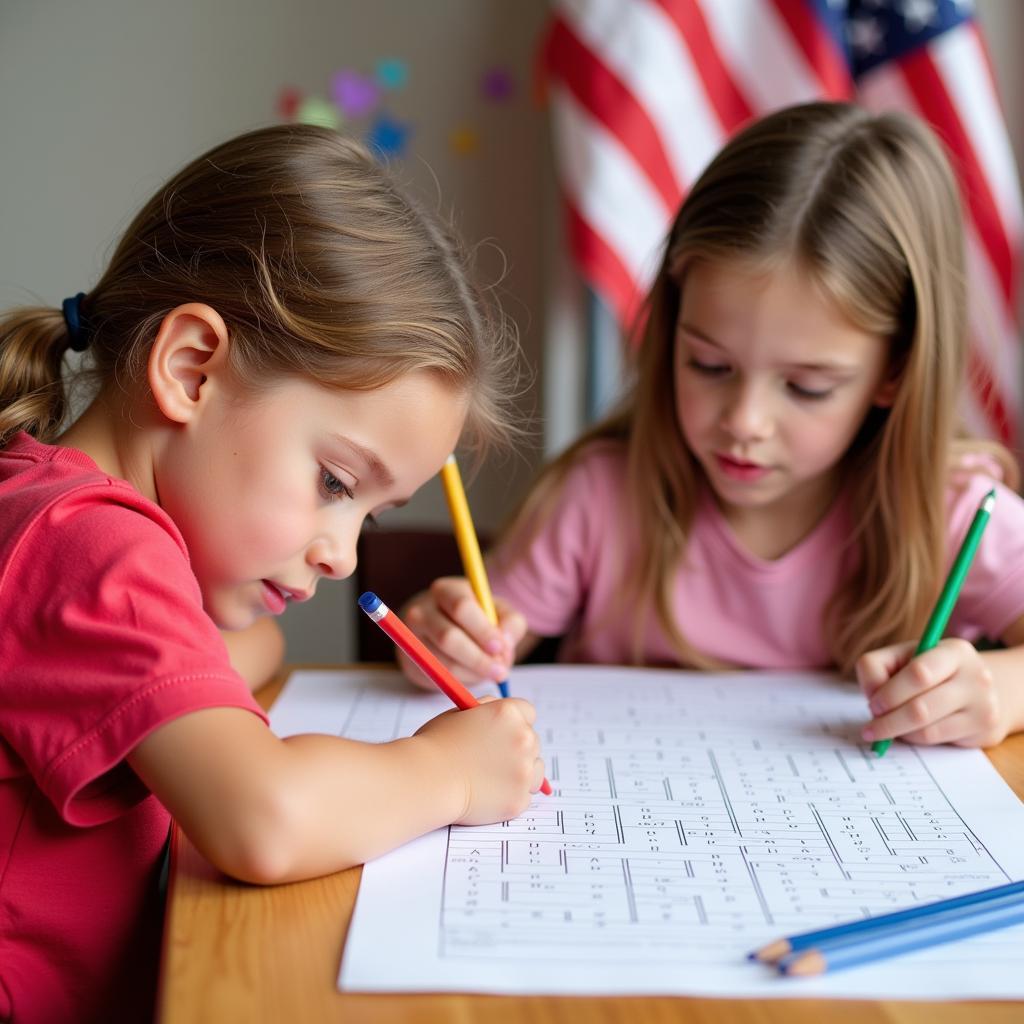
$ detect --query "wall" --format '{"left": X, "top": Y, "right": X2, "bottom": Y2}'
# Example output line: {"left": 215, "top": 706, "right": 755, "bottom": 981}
{"left": 0, "top": 0, "right": 554, "bottom": 661}
{"left": 2, "top": 0, "right": 1022, "bottom": 663}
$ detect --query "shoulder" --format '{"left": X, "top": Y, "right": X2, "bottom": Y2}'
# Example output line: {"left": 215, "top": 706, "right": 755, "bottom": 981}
{"left": 1, "top": 433, "right": 188, "bottom": 560}
{"left": 945, "top": 458, "right": 1024, "bottom": 540}
{"left": 2, "top": 475, "right": 233, "bottom": 715}
{"left": 946, "top": 451, "right": 1012, "bottom": 506}
{"left": 5, "top": 435, "right": 184, "bottom": 540}
{"left": 556, "top": 438, "right": 628, "bottom": 498}
{"left": 495, "top": 440, "right": 627, "bottom": 563}
{"left": 16, "top": 480, "right": 189, "bottom": 570}
{"left": 2, "top": 468, "right": 197, "bottom": 619}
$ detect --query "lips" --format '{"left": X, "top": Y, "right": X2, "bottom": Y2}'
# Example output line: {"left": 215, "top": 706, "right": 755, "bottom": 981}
{"left": 261, "top": 581, "right": 314, "bottom": 612}
{"left": 261, "top": 580, "right": 289, "bottom": 614}
{"left": 722, "top": 454, "right": 761, "bottom": 469}
{"left": 714, "top": 453, "right": 771, "bottom": 482}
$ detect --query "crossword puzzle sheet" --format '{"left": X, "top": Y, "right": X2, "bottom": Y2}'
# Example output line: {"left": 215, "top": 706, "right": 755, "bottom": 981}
{"left": 269, "top": 666, "right": 1024, "bottom": 999}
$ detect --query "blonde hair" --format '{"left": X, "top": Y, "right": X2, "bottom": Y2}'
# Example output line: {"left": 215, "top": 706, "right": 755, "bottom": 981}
{"left": 0, "top": 124, "right": 519, "bottom": 453}
{"left": 502, "top": 101, "right": 1015, "bottom": 673}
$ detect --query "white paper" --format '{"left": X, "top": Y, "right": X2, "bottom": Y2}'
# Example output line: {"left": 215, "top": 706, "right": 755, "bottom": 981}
{"left": 269, "top": 666, "right": 1024, "bottom": 999}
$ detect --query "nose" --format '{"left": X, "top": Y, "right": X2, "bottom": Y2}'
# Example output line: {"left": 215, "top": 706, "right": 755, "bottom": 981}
{"left": 721, "top": 379, "right": 774, "bottom": 442}
{"left": 306, "top": 523, "right": 358, "bottom": 581}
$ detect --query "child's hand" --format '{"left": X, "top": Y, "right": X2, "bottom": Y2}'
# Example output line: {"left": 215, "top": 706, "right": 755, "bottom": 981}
{"left": 856, "top": 639, "right": 1006, "bottom": 748}
{"left": 414, "top": 696, "right": 544, "bottom": 824}
{"left": 401, "top": 577, "right": 528, "bottom": 688}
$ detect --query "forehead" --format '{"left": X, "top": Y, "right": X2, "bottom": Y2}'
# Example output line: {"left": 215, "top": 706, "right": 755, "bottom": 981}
{"left": 677, "top": 260, "right": 884, "bottom": 364}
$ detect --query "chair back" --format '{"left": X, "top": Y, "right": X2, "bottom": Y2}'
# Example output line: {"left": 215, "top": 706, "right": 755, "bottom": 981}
{"left": 355, "top": 528, "right": 476, "bottom": 663}
{"left": 354, "top": 528, "right": 562, "bottom": 664}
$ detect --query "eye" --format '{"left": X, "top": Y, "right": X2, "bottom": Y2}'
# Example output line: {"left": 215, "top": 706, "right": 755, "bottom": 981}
{"left": 686, "top": 357, "right": 729, "bottom": 377}
{"left": 787, "top": 381, "right": 834, "bottom": 401}
{"left": 319, "top": 465, "right": 355, "bottom": 502}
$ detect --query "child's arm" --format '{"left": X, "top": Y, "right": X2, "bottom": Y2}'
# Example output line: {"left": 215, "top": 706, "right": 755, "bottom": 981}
{"left": 126, "top": 695, "right": 543, "bottom": 883}
{"left": 857, "top": 613, "right": 1024, "bottom": 748}
{"left": 400, "top": 577, "right": 539, "bottom": 689}
{"left": 220, "top": 619, "right": 286, "bottom": 692}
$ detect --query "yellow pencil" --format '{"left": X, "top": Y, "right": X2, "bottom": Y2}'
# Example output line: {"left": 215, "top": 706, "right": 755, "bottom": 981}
{"left": 439, "top": 454, "right": 509, "bottom": 697}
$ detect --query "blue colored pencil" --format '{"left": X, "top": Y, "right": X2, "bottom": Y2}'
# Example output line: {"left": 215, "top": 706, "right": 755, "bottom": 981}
{"left": 788, "top": 888, "right": 1024, "bottom": 957}
{"left": 778, "top": 897, "right": 1024, "bottom": 975}
{"left": 749, "top": 878, "right": 1024, "bottom": 963}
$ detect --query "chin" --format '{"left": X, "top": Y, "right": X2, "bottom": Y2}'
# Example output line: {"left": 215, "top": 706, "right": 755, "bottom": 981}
{"left": 711, "top": 481, "right": 784, "bottom": 512}
{"left": 223, "top": 611, "right": 262, "bottom": 632}
{"left": 202, "top": 595, "right": 255, "bottom": 632}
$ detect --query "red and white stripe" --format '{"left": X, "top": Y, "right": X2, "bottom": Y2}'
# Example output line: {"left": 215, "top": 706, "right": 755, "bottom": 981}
{"left": 857, "top": 19, "right": 1023, "bottom": 443}
{"left": 543, "top": 0, "right": 1023, "bottom": 445}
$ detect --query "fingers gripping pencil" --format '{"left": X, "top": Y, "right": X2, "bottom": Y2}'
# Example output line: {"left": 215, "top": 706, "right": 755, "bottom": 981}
{"left": 871, "top": 488, "right": 995, "bottom": 757}
{"left": 440, "top": 454, "right": 511, "bottom": 698}
{"left": 359, "top": 591, "right": 551, "bottom": 795}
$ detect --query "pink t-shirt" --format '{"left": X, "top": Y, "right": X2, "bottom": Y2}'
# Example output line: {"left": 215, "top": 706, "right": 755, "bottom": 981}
{"left": 489, "top": 443, "right": 1024, "bottom": 668}
{"left": 0, "top": 432, "right": 268, "bottom": 1024}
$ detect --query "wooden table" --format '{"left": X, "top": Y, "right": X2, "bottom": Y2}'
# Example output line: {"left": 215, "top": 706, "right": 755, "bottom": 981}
{"left": 158, "top": 667, "right": 1024, "bottom": 1023}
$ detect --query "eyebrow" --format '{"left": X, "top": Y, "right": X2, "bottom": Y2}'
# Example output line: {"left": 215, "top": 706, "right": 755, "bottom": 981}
{"left": 677, "top": 323, "right": 861, "bottom": 375}
{"left": 328, "top": 433, "right": 395, "bottom": 488}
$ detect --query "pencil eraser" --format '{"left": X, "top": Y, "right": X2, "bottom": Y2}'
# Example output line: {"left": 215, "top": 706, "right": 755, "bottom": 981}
{"left": 358, "top": 592, "right": 382, "bottom": 613}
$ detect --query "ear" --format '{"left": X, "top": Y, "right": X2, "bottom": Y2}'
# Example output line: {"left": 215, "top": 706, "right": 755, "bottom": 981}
{"left": 872, "top": 362, "right": 903, "bottom": 409}
{"left": 147, "top": 304, "right": 231, "bottom": 425}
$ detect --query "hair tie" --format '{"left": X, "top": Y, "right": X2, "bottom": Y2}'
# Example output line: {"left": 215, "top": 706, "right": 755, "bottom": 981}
{"left": 61, "top": 292, "right": 91, "bottom": 352}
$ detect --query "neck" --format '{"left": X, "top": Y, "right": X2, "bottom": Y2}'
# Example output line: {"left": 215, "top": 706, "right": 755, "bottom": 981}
{"left": 58, "top": 393, "right": 159, "bottom": 503}
{"left": 716, "top": 471, "right": 842, "bottom": 561}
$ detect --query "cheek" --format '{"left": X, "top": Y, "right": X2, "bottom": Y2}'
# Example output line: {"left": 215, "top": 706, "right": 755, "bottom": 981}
{"left": 234, "top": 472, "right": 327, "bottom": 553}
{"left": 788, "top": 400, "right": 869, "bottom": 464}
{"left": 181, "top": 465, "right": 314, "bottom": 574}
{"left": 675, "top": 375, "right": 716, "bottom": 436}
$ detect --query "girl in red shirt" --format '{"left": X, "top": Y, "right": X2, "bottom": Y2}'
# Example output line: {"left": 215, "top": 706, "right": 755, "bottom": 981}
{"left": 0, "top": 124, "right": 544, "bottom": 1023}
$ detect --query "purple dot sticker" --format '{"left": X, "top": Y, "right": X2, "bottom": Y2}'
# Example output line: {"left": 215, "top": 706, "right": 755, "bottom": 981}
{"left": 331, "top": 69, "right": 380, "bottom": 118}
{"left": 481, "top": 67, "right": 515, "bottom": 103}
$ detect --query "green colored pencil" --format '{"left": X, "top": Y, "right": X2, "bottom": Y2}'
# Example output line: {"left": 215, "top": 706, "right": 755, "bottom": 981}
{"left": 872, "top": 488, "right": 996, "bottom": 757}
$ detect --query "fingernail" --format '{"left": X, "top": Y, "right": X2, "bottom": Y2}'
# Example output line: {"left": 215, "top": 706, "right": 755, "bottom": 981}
{"left": 861, "top": 727, "right": 874, "bottom": 741}
{"left": 869, "top": 700, "right": 884, "bottom": 716}
{"left": 484, "top": 636, "right": 503, "bottom": 655}
{"left": 489, "top": 662, "right": 507, "bottom": 682}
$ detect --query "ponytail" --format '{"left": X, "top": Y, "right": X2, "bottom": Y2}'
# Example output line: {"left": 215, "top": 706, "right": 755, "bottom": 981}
{"left": 0, "top": 305, "right": 77, "bottom": 446}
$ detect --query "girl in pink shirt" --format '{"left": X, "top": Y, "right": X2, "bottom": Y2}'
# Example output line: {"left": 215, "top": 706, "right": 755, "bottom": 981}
{"left": 404, "top": 101, "right": 1024, "bottom": 754}
{"left": 0, "top": 125, "right": 544, "bottom": 1022}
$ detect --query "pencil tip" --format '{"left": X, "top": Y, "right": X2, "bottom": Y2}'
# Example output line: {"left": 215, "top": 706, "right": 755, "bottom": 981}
{"left": 779, "top": 951, "right": 823, "bottom": 977}
{"left": 751, "top": 939, "right": 789, "bottom": 962}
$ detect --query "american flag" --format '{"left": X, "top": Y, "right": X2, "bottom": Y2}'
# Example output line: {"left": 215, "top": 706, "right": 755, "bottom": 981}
{"left": 541, "top": 0, "right": 1023, "bottom": 445}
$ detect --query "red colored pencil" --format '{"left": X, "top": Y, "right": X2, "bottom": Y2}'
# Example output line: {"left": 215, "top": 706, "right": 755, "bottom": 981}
{"left": 358, "top": 591, "right": 552, "bottom": 795}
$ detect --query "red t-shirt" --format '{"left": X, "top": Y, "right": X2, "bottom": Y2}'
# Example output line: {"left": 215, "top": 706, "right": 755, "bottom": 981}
{"left": 0, "top": 433, "right": 269, "bottom": 1023}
